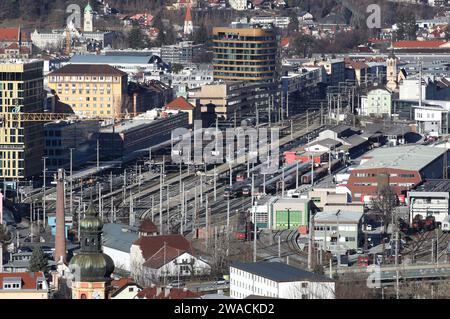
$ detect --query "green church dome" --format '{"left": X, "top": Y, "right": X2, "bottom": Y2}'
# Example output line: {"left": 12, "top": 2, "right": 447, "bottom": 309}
{"left": 69, "top": 203, "right": 114, "bottom": 282}
{"left": 79, "top": 204, "right": 103, "bottom": 231}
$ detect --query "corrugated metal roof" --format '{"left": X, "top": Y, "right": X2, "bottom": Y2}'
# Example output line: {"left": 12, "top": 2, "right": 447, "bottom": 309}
{"left": 355, "top": 145, "right": 447, "bottom": 171}
{"left": 231, "top": 262, "right": 333, "bottom": 282}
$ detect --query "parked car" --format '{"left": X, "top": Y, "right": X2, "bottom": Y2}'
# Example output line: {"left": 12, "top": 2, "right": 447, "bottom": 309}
{"left": 356, "top": 248, "right": 364, "bottom": 254}
{"left": 215, "top": 278, "right": 227, "bottom": 285}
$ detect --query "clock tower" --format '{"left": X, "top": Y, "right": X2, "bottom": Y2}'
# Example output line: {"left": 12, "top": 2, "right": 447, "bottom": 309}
{"left": 83, "top": 2, "right": 94, "bottom": 32}
{"left": 69, "top": 204, "right": 114, "bottom": 299}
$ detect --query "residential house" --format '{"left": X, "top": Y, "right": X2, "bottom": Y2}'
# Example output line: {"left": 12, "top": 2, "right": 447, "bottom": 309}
{"left": 130, "top": 235, "right": 211, "bottom": 285}
{"left": 0, "top": 272, "right": 49, "bottom": 299}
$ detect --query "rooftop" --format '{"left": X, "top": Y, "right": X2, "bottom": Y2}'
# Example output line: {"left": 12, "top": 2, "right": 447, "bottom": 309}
{"left": 355, "top": 145, "right": 447, "bottom": 172}
{"left": 70, "top": 54, "right": 163, "bottom": 65}
{"left": 165, "top": 96, "right": 195, "bottom": 110}
{"left": 412, "top": 179, "right": 450, "bottom": 193}
{"left": 102, "top": 223, "right": 139, "bottom": 252}
{"left": 231, "top": 262, "right": 333, "bottom": 283}
{"left": 314, "top": 210, "right": 363, "bottom": 224}
{"left": 50, "top": 64, "right": 127, "bottom": 76}
{"left": 274, "top": 197, "right": 310, "bottom": 205}
{"left": 0, "top": 272, "right": 46, "bottom": 290}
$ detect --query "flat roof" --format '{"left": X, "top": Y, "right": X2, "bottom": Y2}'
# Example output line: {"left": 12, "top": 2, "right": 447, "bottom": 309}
{"left": 231, "top": 262, "right": 333, "bottom": 283}
{"left": 70, "top": 54, "right": 158, "bottom": 65}
{"left": 314, "top": 211, "right": 363, "bottom": 223}
{"left": 355, "top": 145, "right": 447, "bottom": 171}
{"left": 274, "top": 198, "right": 310, "bottom": 205}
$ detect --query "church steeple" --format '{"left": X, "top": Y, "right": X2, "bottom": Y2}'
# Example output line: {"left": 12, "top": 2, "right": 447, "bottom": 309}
{"left": 386, "top": 43, "right": 398, "bottom": 92}
{"left": 184, "top": 6, "right": 193, "bottom": 36}
{"left": 83, "top": 1, "right": 94, "bottom": 32}
{"left": 69, "top": 204, "right": 114, "bottom": 299}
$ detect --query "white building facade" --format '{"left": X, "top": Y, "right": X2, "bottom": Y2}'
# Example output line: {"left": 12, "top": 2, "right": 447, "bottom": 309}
{"left": 361, "top": 88, "right": 392, "bottom": 116}
{"left": 230, "top": 262, "right": 335, "bottom": 299}
{"left": 229, "top": 0, "right": 248, "bottom": 10}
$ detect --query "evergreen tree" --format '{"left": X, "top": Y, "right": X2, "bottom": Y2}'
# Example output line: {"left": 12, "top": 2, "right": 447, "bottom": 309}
{"left": 29, "top": 246, "right": 49, "bottom": 273}
{"left": 394, "top": 11, "right": 416, "bottom": 41}
{"left": 128, "top": 26, "right": 146, "bottom": 49}
{"left": 287, "top": 11, "right": 299, "bottom": 35}
{"left": 193, "top": 24, "right": 209, "bottom": 45}
{"left": 291, "top": 33, "right": 315, "bottom": 57}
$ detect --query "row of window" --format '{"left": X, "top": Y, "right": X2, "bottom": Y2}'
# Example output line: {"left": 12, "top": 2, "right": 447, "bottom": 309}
{"left": 50, "top": 76, "right": 120, "bottom": 83}
{"left": 58, "top": 90, "right": 112, "bottom": 95}
{"left": 355, "top": 173, "right": 415, "bottom": 178}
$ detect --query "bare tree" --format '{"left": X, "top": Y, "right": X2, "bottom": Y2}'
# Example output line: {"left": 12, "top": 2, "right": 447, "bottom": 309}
{"left": 370, "top": 182, "right": 398, "bottom": 263}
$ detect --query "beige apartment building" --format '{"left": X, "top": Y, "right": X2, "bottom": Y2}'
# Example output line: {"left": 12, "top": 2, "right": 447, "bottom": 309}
{"left": 0, "top": 60, "right": 44, "bottom": 180}
{"left": 48, "top": 64, "right": 128, "bottom": 118}
{"left": 189, "top": 81, "right": 270, "bottom": 120}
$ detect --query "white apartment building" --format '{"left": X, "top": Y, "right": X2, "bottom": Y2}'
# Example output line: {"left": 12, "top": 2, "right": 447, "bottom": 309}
{"left": 360, "top": 88, "right": 392, "bottom": 117}
{"left": 230, "top": 262, "right": 335, "bottom": 299}
{"left": 250, "top": 16, "right": 291, "bottom": 29}
{"left": 229, "top": 0, "right": 248, "bottom": 11}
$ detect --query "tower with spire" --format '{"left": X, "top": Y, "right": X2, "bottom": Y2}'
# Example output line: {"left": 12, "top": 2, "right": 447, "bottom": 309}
{"left": 84, "top": 2, "right": 94, "bottom": 32}
{"left": 69, "top": 204, "right": 114, "bottom": 299}
{"left": 386, "top": 44, "right": 398, "bottom": 92}
{"left": 184, "top": 6, "right": 193, "bottom": 36}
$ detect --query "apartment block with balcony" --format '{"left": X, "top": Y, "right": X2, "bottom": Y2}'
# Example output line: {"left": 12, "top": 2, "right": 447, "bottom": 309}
{"left": 212, "top": 22, "right": 280, "bottom": 118}
{"left": 0, "top": 60, "right": 44, "bottom": 181}
{"left": 212, "top": 22, "right": 279, "bottom": 83}
{"left": 48, "top": 64, "right": 128, "bottom": 119}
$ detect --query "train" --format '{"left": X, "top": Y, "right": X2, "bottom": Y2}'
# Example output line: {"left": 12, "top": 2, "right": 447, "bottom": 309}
{"left": 411, "top": 214, "right": 436, "bottom": 232}
{"left": 235, "top": 211, "right": 255, "bottom": 241}
{"left": 300, "top": 159, "right": 342, "bottom": 184}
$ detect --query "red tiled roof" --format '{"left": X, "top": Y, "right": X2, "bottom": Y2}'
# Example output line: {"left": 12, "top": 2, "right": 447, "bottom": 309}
{"left": 345, "top": 59, "right": 368, "bottom": 69}
{"left": 0, "top": 272, "right": 45, "bottom": 290}
{"left": 139, "top": 219, "right": 158, "bottom": 233}
{"left": 110, "top": 278, "right": 141, "bottom": 298}
{"left": 393, "top": 40, "right": 447, "bottom": 48}
{"left": 133, "top": 235, "right": 195, "bottom": 261}
{"left": 280, "top": 37, "right": 289, "bottom": 48}
{"left": 136, "top": 287, "right": 200, "bottom": 299}
{"left": 165, "top": 96, "right": 194, "bottom": 110}
{"left": 0, "top": 28, "right": 19, "bottom": 42}
{"left": 6, "top": 43, "right": 19, "bottom": 49}
{"left": 143, "top": 245, "right": 185, "bottom": 269}
{"left": 0, "top": 28, "right": 29, "bottom": 42}
{"left": 111, "top": 277, "right": 134, "bottom": 290}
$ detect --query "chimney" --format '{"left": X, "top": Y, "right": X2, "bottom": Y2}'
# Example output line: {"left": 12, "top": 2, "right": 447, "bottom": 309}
{"left": 54, "top": 169, "right": 66, "bottom": 262}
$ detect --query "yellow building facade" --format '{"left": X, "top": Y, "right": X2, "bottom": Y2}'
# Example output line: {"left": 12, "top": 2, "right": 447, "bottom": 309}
{"left": 0, "top": 60, "right": 44, "bottom": 180}
{"left": 48, "top": 64, "right": 128, "bottom": 118}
